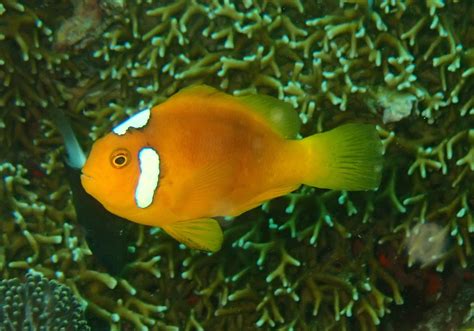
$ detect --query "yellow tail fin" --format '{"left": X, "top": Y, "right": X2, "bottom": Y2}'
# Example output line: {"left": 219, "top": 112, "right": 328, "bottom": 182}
{"left": 301, "top": 124, "right": 383, "bottom": 191}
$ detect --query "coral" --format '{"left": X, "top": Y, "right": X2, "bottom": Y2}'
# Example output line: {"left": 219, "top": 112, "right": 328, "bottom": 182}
{"left": 54, "top": 0, "right": 104, "bottom": 50}
{"left": 54, "top": 0, "right": 125, "bottom": 50}
{"left": 0, "top": 162, "right": 176, "bottom": 330}
{"left": 410, "top": 280, "right": 474, "bottom": 330}
{"left": 0, "top": 1, "right": 79, "bottom": 152}
{"left": 0, "top": 272, "right": 90, "bottom": 330}
{"left": 0, "top": 0, "right": 473, "bottom": 330}
{"left": 366, "top": 86, "right": 417, "bottom": 124}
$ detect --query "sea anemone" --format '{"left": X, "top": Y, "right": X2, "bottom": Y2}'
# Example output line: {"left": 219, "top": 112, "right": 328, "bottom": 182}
{"left": 0, "top": 273, "right": 90, "bottom": 331}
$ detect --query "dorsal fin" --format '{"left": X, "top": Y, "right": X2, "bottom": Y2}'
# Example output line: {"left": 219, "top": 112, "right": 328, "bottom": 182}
{"left": 174, "top": 84, "right": 221, "bottom": 98}
{"left": 237, "top": 94, "right": 301, "bottom": 138}
{"left": 171, "top": 85, "right": 301, "bottom": 138}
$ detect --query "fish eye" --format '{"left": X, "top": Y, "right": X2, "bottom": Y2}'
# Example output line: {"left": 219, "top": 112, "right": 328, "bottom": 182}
{"left": 111, "top": 149, "right": 130, "bottom": 168}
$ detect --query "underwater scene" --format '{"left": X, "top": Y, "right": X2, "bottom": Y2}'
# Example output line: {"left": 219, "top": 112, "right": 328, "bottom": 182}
{"left": 0, "top": 0, "right": 473, "bottom": 330}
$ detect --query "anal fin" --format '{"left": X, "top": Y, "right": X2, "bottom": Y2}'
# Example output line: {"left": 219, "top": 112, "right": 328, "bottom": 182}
{"left": 161, "top": 218, "right": 223, "bottom": 252}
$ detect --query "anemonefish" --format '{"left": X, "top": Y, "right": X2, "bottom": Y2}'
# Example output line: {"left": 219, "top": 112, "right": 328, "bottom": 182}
{"left": 81, "top": 85, "right": 383, "bottom": 252}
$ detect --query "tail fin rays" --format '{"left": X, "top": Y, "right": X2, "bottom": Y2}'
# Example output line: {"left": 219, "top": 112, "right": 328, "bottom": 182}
{"left": 302, "top": 124, "right": 383, "bottom": 191}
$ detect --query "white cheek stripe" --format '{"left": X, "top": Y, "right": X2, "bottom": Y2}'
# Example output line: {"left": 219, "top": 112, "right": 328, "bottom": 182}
{"left": 113, "top": 107, "right": 151, "bottom": 135}
{"left": 135, "top": 147, "right": 160, "bottom": 208}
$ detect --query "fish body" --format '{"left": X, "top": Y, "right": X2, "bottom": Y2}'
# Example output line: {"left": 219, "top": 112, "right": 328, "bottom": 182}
{"left": 81, "top": 85, "right": 383, "bottom": 252}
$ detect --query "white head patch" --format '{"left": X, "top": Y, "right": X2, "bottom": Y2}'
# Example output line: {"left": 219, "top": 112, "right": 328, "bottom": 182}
{"left": 113, "top": 107, "right": 151, "bottom": 135}
{"left": 135, "top": 147, "right": 160, "bottom": 208}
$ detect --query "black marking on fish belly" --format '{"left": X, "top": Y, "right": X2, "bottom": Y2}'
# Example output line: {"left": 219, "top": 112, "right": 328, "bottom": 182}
{"left": 65, "top": 163, "right": 137, "bottom": 276}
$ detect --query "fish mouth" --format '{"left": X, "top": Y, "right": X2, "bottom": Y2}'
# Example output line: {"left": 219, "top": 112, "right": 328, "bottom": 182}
{"left": 80, "top": 172, "right": 94, "bottom": 180}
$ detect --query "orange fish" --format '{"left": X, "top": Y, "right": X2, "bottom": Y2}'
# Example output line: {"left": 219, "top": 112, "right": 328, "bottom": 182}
{"left": 81, "top": 85, "right": 383, "bottom": 252}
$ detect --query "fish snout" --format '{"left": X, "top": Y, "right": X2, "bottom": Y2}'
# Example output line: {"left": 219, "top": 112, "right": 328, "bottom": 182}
{"left": 80, "top": 172, "right": 94, "bottom": 180}
{"left": 80, "top": 172, "right": 95, "bottom": 190}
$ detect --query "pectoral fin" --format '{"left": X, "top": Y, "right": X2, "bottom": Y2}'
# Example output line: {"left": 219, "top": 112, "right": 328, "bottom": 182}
{"left": 161, "top": 218, "right": 223, "bottom": 252}
{"left": 173, "top": 160, "right": 234, "bottom": 218}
